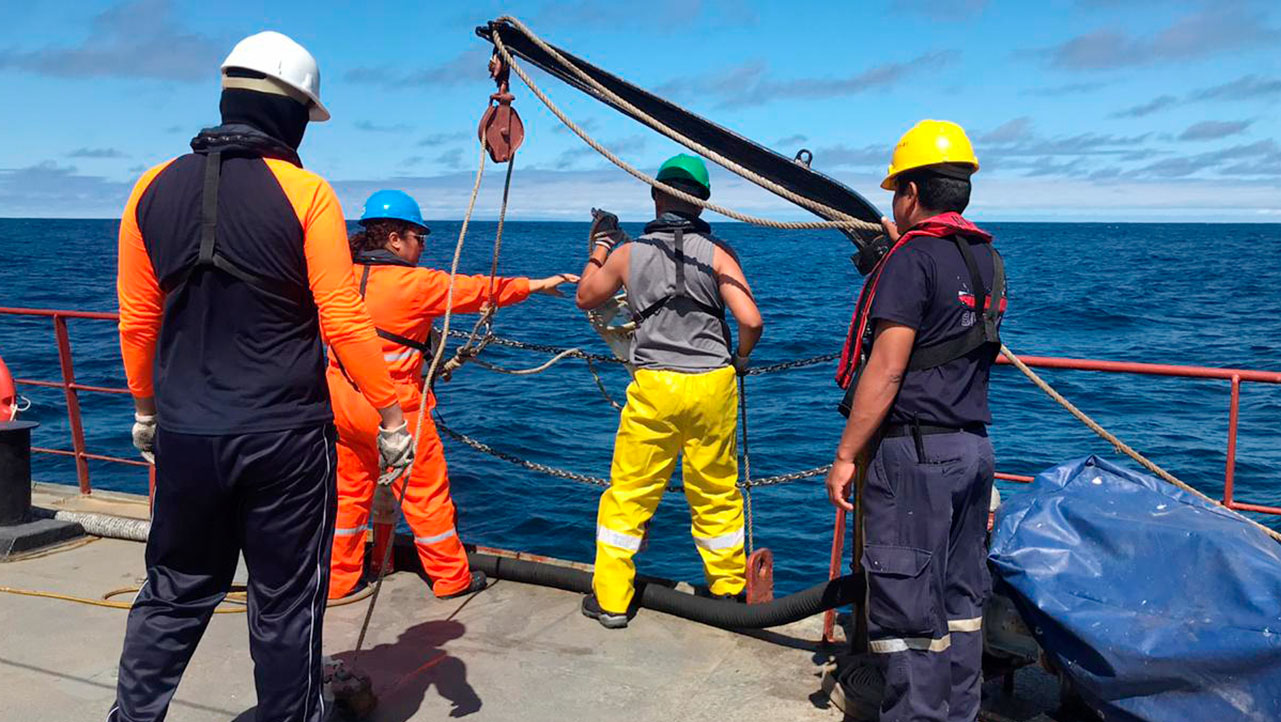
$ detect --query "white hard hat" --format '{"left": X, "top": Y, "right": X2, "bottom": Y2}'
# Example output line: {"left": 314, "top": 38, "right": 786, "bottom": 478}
{"left": 221, "top": 31, "right": 330, "bottom": 122}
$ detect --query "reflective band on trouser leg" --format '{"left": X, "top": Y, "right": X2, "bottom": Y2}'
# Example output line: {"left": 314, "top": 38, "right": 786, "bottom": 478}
{"left": 680, "top": 366, "right": 745, "bottom": 597}
{"left": 414, "top": 528, "right": 458, "bottom": 546}
{"left": 383, "top": 348, "right": 420, "bottom": 363}
{"left": 329, "top": 436, "right": 377, "bottom": 600}
{"left": 400, "top": 415, "right": 473, "bottom": 597}
{"left": 947, "top": 617, "right": 982, "bottom": 633}
{"left": 868, "top": 634, "right": 952, "bottom": 654}
{"left": 593, "top": 371, "right": 681, "bottom": 614}
{"left": 597, "top": 525, "right": 643, "bottom": 552}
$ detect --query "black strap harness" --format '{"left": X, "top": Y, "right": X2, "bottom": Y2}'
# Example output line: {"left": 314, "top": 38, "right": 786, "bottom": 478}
{"left": 904, "top": 235, "right": 1006, "bottom": 371}
{"left": 355, "top": 260, "right": 438, "bottom": 357}
{"left": 630, "top": 226, "right": 731, "bottom": 351}
{"left": 838, "top": 234, "right": 1005, "bottom": 418}
{"left": 159, "top": 151, "right": 303, "bottom": 304}
{"left": 332, "top": 250, "right": 442, "bottom": 393}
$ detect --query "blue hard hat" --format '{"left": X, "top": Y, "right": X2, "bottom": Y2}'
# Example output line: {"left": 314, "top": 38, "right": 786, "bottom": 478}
{"left": 359, "top": 190, "right": 430, "bottom": 233}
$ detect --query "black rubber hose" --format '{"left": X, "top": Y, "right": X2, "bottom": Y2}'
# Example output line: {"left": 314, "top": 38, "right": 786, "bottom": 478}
{"left": 465, "top": 550, "right": 863, "bottom": 629}
{"left": 393, "top": 536, "right": 862, "bottom": 628}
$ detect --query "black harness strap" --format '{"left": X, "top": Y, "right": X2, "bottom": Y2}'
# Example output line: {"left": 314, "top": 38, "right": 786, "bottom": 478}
{"left": 633, "top": 227, "right": 727, "bottom": 325}
{"left": 904, "top": 237, "right": 1005, "bottom": 371}
{"left": 161, "top": 152, "right": 301, "bottom": 305}
{"left": 198, "top": 151, "right": 221, "bottom": 265}
{"left": 359, "top": 263, "right": 371, "bottom": 297}
{"left": 335, "top": 260, "right": 443, "bottom": 393}
{"left": 673, "top": 227, "right": 686, "bottom": 299}
{"left": 357, "top": 264, "right": 436, "bottom": 354}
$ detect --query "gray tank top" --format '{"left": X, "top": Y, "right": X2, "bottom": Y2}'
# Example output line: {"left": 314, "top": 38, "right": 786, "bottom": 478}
{"left": 626, "top": 217, "right": 732, "bottom": 373}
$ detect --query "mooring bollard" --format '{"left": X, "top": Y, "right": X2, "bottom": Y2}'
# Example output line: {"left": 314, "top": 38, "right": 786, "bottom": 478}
{"left": 0, "top": 420, "right": 38, "bottom": 525}
{"left": 0, "top": 419, "right": 85, "bottom": 559}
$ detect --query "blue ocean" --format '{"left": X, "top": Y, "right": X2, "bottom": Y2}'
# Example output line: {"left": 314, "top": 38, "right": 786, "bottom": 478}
{"left": 2, "top": 219, "right": 1279, "bottom": 593}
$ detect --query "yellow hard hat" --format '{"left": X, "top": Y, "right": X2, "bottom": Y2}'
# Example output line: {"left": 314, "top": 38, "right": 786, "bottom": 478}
{"left": 881, "top": 119, "right": 979, "bottom": 191}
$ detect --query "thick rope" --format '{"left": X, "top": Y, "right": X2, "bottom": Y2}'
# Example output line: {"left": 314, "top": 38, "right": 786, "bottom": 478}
{"left": 1000, "top": 344, "right": 1281, "bottom": 544}
{"left": 584, "top": 357, "right": 624, "bottom": 410}
{"left": 355, "top": 143, "right": 490, "bottom": 656}
{"left": 470, "top": 348, "right": 583, "bottom": 375}
{"left": 487, "top": 156, "right": 517, "bottom": 299}
{"left": 489, "top": 26, "right": 881, "bottom": 233}
{"left": 439, "top": 153, "right": 518, "bottom": 383}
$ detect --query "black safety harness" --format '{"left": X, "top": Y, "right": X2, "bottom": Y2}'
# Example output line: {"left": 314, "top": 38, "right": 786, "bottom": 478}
{"left": 629, "top": 219, "right": 732, "bottom": 350}
{"left": 838, "top": 234, "right": 1005, "bottom": 417}
{"left": 905, "top": 235, "right": 1006, "bottom": 372}
{"left": 353, "top": 250, "right": 440, "bottom": 359}
{"left": 332, "top": 250, "right": 441, "bottom": 392}
{"left": 159, "top": 150, "right": 304, "bottom": 305}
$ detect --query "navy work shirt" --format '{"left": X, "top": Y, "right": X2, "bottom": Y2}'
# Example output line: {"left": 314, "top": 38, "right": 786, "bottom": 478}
{"left": 869, "top": 234, "right": 1003, "bottom": 428}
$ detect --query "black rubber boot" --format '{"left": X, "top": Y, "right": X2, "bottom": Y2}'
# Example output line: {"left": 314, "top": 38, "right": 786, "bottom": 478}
{"left": 581, "top": 593, "right": 629, "bottom": 629}
{"left": 437, "top": 571, "right": 488, "bottom": 600}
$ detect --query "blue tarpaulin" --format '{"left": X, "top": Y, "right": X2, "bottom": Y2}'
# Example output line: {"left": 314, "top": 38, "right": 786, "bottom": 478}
{"left": 989, "top": 456, "right": 1281, "bottom": 722}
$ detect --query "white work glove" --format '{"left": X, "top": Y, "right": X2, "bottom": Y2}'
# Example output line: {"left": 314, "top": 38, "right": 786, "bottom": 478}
{"left": 590, "top": 208, "right": 625, "bottom": 252}
{"left": 733, "top": 352, "right": 751, "bottom": 377}
{"left": 376, "top": 422, "right": 415, "bottom": 484}
{"left": 132, "top": 412, "right": 156, "bottom": 464}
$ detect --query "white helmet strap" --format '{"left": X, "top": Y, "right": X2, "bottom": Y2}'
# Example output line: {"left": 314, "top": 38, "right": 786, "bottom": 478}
{"left": 221, "top": 73, "right": 311, "bottom": 109}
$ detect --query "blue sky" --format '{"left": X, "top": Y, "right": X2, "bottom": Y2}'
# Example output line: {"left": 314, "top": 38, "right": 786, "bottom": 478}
{"left": 0, "top": 0, "right": 1277, "bottom": 221}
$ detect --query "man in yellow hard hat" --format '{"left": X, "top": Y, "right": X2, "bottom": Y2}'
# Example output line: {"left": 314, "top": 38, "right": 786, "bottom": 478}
{"left": 827, "top": 120, "right": 1006, "bottom": 722}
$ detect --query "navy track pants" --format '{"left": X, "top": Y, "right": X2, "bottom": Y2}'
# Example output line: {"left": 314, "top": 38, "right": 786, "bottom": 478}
{"left": 861, "top": 430, "right": 994, "bottom": 722}
{"left": 108, "top": 424, "right": 337, "bottom": 722}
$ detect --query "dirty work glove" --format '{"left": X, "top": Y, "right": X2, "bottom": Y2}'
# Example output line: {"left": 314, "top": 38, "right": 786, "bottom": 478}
{"left": 733, "top": 353, "right": 751, "bottom": 377}
{"left": 589, "top": 208, "right": 627, "bottom": 252}
{"left": 377, "top": 422, "right": 414, "bottom": 484}
{"left": 132, "top": 412, "right": 156, "bottom": 464}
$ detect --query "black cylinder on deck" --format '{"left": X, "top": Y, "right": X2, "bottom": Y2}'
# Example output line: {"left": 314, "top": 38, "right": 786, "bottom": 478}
{"left": 0, "top": 421, "right": 38, "bottom": 525}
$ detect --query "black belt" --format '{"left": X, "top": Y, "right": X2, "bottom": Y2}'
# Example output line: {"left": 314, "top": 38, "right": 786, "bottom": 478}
{"left": 883, "top": 422, "right": 986, "bottom": 438}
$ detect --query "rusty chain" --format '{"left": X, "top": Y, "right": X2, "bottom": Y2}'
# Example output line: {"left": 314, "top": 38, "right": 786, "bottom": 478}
{"left": 436, "top": 412, "right": 828, "bottom": 491}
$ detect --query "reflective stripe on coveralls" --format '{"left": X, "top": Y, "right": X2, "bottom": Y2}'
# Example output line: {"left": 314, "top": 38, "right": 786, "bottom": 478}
{"left": 593, "top": 366, "right": 745, "bottom": 614}
{"left": 328, "top": 371, "right": 470, "bottom": 598}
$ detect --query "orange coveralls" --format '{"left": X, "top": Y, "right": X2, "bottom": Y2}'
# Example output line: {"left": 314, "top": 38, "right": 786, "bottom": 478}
{"left": 327, "top": 264, "right": 530, "bottom": 599}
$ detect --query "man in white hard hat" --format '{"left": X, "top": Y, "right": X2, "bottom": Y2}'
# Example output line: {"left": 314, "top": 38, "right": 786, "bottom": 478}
{"left": 110, "top": 31, "right": 412, "bottom": 722}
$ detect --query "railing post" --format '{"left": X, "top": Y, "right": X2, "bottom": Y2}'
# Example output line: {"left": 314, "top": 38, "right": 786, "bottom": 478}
{"left": 53, "top": 315, "right": 91, "bottom": 494}
{"left": 1223, "top": 375, "right": 1241, "bottom": 508}
{"left": 822, "top": 507, "right": 847, "bottom": 643}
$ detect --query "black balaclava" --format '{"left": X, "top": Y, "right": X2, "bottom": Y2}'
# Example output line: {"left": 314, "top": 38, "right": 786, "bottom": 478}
{"left": 219, "top": 87, "right": 310, "bottom": 150}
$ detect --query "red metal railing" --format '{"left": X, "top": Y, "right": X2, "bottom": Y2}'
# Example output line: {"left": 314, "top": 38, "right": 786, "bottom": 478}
{"left": 5, "top": 305, "right": 1281, "bottom": 505}
{"left": 820, "top": 350, "right": 1281, "bottom": 641}
{"left": 0, "top": 307, "right": 148, "bottom": 494}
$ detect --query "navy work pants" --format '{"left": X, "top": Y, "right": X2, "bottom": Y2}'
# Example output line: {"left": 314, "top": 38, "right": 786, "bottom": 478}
{"left": 861, "top": 430, "right": 994, "bottom": 722}
{"left": 108, "top": 424, "right": 337, "bottom": 722}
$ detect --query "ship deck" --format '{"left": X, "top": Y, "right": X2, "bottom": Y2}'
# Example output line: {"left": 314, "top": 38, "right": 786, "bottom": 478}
{"left": 0, "top": 485, "right": 1067, "bottom": 721}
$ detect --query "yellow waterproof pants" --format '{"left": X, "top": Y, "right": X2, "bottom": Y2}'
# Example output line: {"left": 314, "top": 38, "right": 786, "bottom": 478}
{"left": 593, "top": 366, "right": 746, "bottom": 614}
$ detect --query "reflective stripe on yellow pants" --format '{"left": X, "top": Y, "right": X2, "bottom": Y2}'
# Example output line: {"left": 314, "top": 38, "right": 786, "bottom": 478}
{"left": 593, "top": 366, "right": 745, "bottom": 614}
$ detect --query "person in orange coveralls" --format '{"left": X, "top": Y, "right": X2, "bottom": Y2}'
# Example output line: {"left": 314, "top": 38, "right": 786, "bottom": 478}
{"left": 328, "top": 189, "right": 577, "bottom": 600}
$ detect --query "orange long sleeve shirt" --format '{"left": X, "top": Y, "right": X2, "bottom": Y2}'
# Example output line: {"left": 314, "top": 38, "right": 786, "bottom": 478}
{"left": 118, "top": 153, "right": 398, "bottom": 432}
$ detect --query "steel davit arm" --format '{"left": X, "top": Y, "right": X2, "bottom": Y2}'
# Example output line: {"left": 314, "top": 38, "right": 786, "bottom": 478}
{"left": 475, "top": 18, "right": 883, "bottom": 254}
